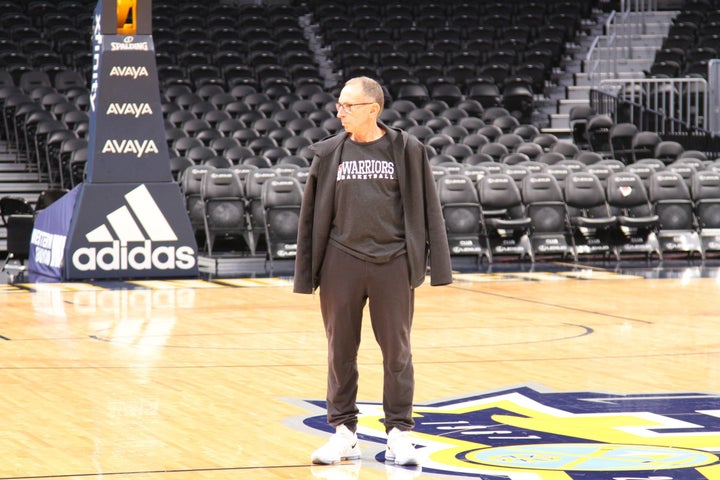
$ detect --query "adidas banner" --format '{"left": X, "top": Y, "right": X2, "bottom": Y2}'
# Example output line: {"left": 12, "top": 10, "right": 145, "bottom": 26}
{"left": 64, "top": 183, "right": 197, "bottom": 279}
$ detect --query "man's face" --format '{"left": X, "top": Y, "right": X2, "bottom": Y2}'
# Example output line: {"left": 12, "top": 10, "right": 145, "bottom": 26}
{"left": 336, "top": 82, "right": 375, "bottom": 136}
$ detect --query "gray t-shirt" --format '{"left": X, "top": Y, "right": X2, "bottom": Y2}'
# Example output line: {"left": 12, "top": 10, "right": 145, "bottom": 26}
{"left": 329, "top": 135, "right": 406, "bottom": 263}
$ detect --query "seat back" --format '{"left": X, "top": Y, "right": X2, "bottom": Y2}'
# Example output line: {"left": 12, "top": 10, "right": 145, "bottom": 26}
{"left": 585, "top": 165, "right": 613, "bottom": 186}
{"left": 245, "top": 168, "right": 279, "bottom": 252}
{"left": 170, "top": 156, "right": 194, "bottom": 181}
{"left": 34, "top": 188, "right": 68, "bottom": 212}
{"left": 0, "top": 196, "right": 34, "bottom": 225}
{"left": 521, "top": 172, "right": 567, "bottom": 233}
{"left": 437, "top": 174, "right": 481, "bottom": 235}
{"left": 648, "top": 171, "right": 694, "bottom": 230}
{"left": 545, "top": 165, "right": 572, "bottom": 187}
{"left": 654, "top": 140, "right": 685, "bottom": 164}
{"left": 606, "top": 172, "right": 654, "bottom": 217}
{"left": 202, "top": 167, "right": 244, "bottom": 197}
{"left": 503, "top": 165, "right": 530, "bottom": 188}
{"left": 180, "top": 164, "right": 215, "bottom": 230}
{"left": 261, "top": 177, "right": 303, "bottom": 210}
{"left": 479, "top": 142, "right": 508, "bottom": 162}
{"left": 568, "top": 105, "right": 595, "bottom": 148}
{"left": 666, "top": 163, "right": 696, "bottom": 189}
{"left": 230, "top": 163, "right": 259, "bottom": 185}
{"left": 437, "top": 174, "right": 483, "bottom": 256}
{"left": 585, "top": 114, "right": 613, "bottom": 153}
{"left": 261, "top": 177, "right": 303, "bottom": 259}
{"left": 564, "top": 171, "right": 609, "bottom": 212}
{"left": 609, "top": 122, "right": 638, "bottom": 163}
{"left": 691, "top": 171, "right": 720, "bottom": 229}
{"left": 562, "top": 170, "right": 616, "bottom": 256}
{"left": 201, "top": 168, "right": 249, "bottom": 254}
{"left": 6, "top": 214, "right": 34, "bottom": 258}
{"left": 624, "top": 163, "right": 654, "bottom": 189}
{"left": 631, "top": 131, "right": 662, "bottom": 161}
{"left": 477, "top": 173, "right": 525, "bottom": 217}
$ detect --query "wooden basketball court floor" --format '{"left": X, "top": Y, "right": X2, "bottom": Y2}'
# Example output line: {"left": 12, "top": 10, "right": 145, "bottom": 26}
{"left": 1, "top": 260, "right": 720, "bottom": 480}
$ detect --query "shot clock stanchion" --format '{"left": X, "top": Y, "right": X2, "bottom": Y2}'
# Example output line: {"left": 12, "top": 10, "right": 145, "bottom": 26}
{"left": 28, "top": 0, "right": 199, "bottom": 281}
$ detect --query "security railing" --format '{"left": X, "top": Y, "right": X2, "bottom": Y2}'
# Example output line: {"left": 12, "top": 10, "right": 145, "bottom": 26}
{"left": 585, "top": 0, "right": 659, "bottom": 89}
{"left": 590, "top": 77, "right": 720, "bottom": 157}
{"left": 594, "top": 77, "right": 708, "bottom": 134}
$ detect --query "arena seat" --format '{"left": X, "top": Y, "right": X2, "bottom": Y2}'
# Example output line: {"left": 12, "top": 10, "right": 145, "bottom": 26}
{"left": 609, "top": 123, "right": 639, "bottom": 164}
{"left": 201, "top": 168, "right": 251, "bottom": 255}
{"left": 180, "top": 164, "right": 215, "bottom": 245}
{"left": 437, "top": 173, "right": 485, "bottom": 261}
{"left": 606, "top": 171, "right": 662, "bottom": 260}
{"left": 261, "top": 176, "right": 303, "bottom": 270}
{"left": 564, "top": 171, "right": 618, "bottom": 259}
{"left": 244, "top": 168, "right": 279, "bottom": 254}
{"left": 648, "top": 170, "right": 703, "bottom": 258}
{"left": 477, "top": 172, "right": 533, "bottom": 262}
{"left": 521, "top": 172, "right": 576, "bottom": 260}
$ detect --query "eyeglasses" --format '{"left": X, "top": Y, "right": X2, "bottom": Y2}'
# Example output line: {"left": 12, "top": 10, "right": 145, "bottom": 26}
{"left": 335, "top": 102, "right": 374, "bottom": 113}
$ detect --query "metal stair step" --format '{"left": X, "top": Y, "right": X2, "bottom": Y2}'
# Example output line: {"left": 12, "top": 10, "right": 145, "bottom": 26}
{"left": 0, "top": 172, "right": 41, "bottom": 182}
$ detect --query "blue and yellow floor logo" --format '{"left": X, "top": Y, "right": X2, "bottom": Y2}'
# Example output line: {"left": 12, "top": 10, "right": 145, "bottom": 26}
{"left": 290, "top": 385, "right": 720, "bottom": 479}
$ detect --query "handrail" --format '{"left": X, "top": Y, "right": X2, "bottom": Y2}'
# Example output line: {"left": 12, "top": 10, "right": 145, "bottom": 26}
{"left": 585, "top": 12, "right": 616, "bottom": 90}
{"left": 596, "top": 77, "right": 708, "bottom": 134}
{"left": 585, "top": 0, "right": 659, "bottom": 89}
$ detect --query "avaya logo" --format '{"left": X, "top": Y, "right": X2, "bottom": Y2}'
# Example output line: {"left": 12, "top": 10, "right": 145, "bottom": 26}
{"left": 106, "top": 102, "right": 153, "bottom": 117}
{"left": 102, "top": 139, "right": 159, "bottom": 157}
{"left": 109, "top": 65, "right": 148, "bottom": 79}
{"left": 71, "top": 185, "right": 196, "bottom": 272}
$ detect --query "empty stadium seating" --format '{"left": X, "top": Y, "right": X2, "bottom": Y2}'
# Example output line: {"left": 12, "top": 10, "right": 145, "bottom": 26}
{"left": 2, "top": 0, "right": 720, "bottom": 271}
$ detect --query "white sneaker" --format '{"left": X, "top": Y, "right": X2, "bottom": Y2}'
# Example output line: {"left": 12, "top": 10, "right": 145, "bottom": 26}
{"left": 311, "top": 425, "right": 361, "bottom": 465}
{"left": 385, "top": 428, "right": 420, "bottom": 466}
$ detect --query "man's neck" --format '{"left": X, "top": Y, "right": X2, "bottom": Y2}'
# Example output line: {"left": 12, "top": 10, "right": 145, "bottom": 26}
{"left": 350, "top": 125, "right": 385, "bottom": 143}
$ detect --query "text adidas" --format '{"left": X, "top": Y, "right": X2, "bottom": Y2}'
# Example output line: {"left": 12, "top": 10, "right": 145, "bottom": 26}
{"left": 106, "top": 102, "right": 153, "bottom": 117}
{"left": 102, "top": 139, "right": 159, "bottom": 157}
{"left": 72, "top": 240, "right": 196, "bottom": 272}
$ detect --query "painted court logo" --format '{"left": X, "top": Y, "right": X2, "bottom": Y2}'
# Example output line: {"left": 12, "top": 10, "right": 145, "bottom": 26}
{"left": 290, "top": 385, "right": 720, "bottom": 479}
{"left": 71, "top": 185, "right": 196, "bottom": 272}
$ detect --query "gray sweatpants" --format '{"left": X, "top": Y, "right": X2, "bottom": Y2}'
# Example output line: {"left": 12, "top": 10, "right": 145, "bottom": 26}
{"left": 319, "top": 243, "right": 415, "bottom": 432}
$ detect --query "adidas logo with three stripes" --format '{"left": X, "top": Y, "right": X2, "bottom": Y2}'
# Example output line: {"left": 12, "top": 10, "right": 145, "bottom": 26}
{"left": 71, "top": 184, "right": 196, "bottom": 272}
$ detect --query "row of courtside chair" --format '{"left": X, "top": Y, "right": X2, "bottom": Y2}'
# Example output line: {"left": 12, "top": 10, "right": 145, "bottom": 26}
{"left": 436, "top": 166, "right": 720, "bottom": 264}
{"left": 178, "top": 163, "right": 305, "bottom": 271}
{"left": 177, "top": 157, "right": 720, "bottom": 269}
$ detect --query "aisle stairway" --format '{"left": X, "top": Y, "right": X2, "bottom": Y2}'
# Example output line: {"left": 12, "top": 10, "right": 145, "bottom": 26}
{"left": 542, "top": 8, "right": 678, "bottom": 137}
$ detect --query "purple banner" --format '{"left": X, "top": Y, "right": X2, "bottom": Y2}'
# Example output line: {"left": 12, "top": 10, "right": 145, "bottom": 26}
{"left": 28, "top": 186, "right": 81, "bottom": 282}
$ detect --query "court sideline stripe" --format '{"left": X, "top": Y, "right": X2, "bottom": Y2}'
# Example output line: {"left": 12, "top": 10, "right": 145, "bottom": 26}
{"left": 448, "top": 283, "right": 654, "bottom": 324}
{"left": 0, "top": 463, "right": 315, "bottom": 480}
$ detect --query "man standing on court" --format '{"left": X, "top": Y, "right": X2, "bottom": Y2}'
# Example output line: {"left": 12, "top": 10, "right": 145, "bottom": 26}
{"left": 293, "top": 76, "right": 453, "bottom": 466}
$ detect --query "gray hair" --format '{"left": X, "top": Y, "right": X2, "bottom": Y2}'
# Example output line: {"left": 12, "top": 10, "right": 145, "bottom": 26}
{"left": 346, "top": 76, "right": 384, "bottom": 112}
